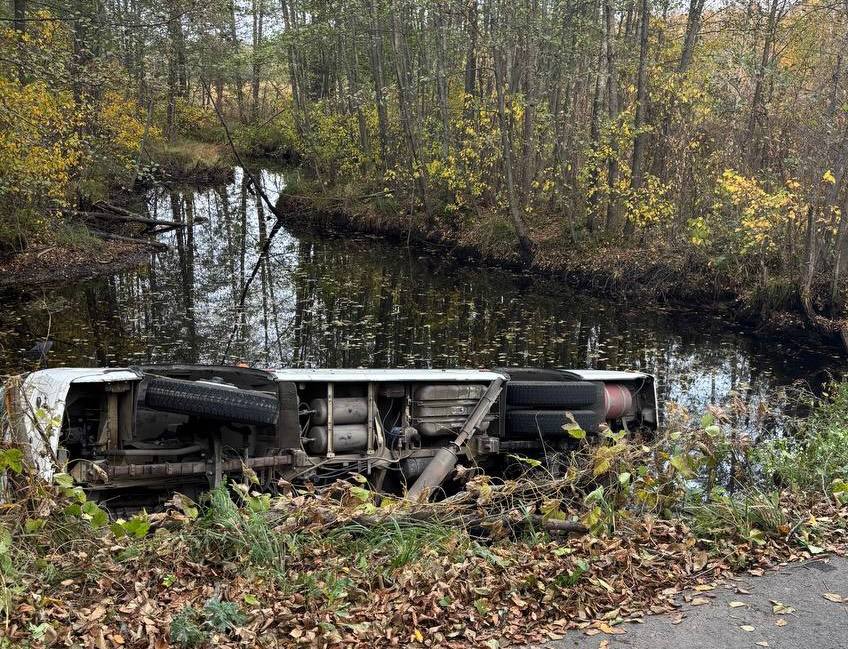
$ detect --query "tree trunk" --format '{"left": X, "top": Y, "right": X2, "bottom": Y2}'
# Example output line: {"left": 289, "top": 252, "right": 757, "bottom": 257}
{"left": 587, "top": 30, "right": 606, "bottom": 234}
{"left": 520, "top": 0, "right": 540, "bottom": 205}
{"left": 230, "top": 0, "right": 246, "bottom": 122}
{"left": 434, "top": 4, "right": 451, "bottom": 156}
{"left": 251, "top": 0, "right": 264, "bottom": 120}
{"left": 463, "top": 0, "right": 478, "bottom": 123}
{"left": 603, "top": 0, "right": 620, "bottom": 233}
{"left": 494, "top": 48, "right": 535, "bottom": 265}
{"left": 368, "top": 0, "right": 390, "bottom": 165}
{"left": 629, "top": 0, "right": 650, "bottom": 199}
{"left": 13, "top": 0, "right": 26, "bottom": 84}
{"left": 744, "top": 0, "right": 780, "bottom": 171}
{"left": 389, "top": 0, "right": 433, "bottom": 222}
{"left": 678, "top": 0, "right": 705, "bottom": 74}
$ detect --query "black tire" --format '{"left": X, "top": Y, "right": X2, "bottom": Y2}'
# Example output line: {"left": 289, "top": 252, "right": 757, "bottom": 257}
{"left": 144, "top": 377, "right": 278, "bottom": 426}
{"left": 506, "top": 409, "right": 604, "bottom": 436}
{"left": 506, "top": 380, "right": 603, "bottom": 409}
{"left": 495, "top": 367, "right": 569, "bottom": 382}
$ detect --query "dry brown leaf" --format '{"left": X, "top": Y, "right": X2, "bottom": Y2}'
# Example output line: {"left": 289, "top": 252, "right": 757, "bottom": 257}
{"left": 771, "top": 601, "right": 794, "bottom": 615}
{"left": 690, "top": 597, "right": 710, "bottom": 606}
{"left": 740, "top": 625, "right": 756, "bottom": 632}
{"left": 775, "top": 619, "right": 788, "bottom": 627}
{"left": 822, "top": 593, "right": 844, "bottom": 603}
{"left": 596, "top": 622, "right": 625, "bottom": 636}
{"left": 728, "top": 601, "right": 747, "bottom": 608}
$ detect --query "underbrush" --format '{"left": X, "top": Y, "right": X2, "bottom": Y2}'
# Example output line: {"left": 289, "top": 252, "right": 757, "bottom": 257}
{"left": 2, "top": 384, "right": 848, "bottom": 647}
{"left": 756, "top": 381, "right": 848, "bottom": 493}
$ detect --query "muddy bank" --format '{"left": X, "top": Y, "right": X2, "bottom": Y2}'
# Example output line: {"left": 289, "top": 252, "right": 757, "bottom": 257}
{"left": 0, "top": 240, "right": 149, "bottom": 291}
{"left": 277, "top": 192, "right": 835, "bottom": 349}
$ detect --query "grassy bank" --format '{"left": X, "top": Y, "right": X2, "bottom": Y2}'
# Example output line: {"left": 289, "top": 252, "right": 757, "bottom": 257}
{"left": 2, "top": 384, "right": 848, "bottom": 647}
{"left": 145, "top": 140, "right": 235, "bottom": 187}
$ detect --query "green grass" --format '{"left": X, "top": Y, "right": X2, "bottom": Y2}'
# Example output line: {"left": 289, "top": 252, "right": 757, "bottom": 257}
{"left": 326, "top": 518, "right": 466, "bottom": 580}
{"left": 756, "top": 381, "right": 848, "bottom": 493}
{"left": 187, "top": 486, "right": 286, "bottom": 571}
{"left": 687, "top": 488, "right": 787, "bottom": 545}
{"left": 147, "top": 139, "right": 233, "bottom": 184}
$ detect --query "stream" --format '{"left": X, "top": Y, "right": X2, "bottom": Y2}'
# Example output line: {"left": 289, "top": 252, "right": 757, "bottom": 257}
{"left": 0, "top": 165, "right": 843, "bottom": 419}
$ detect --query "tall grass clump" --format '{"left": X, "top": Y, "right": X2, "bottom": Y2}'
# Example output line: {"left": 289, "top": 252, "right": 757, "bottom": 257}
{"left": 188, "top": 485, "right": 285, "bottom": 570}
{"left": 756, "top": 381, "right": 848, "bottom": 494}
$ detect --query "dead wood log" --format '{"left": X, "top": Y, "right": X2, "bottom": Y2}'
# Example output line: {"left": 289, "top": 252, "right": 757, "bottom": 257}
{"left": 88, "top": 228, "right": 171, "bottom": 251}
{"left": 92, "top": 201, "right": 142, "bottom": 218}
{"left": 78, "top": 211, "right": 187, "bottom": 229}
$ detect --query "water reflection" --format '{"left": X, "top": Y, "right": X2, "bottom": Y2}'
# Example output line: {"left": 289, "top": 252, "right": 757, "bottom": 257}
{"left": 0, "top": 166, "right": 842, "bottom": 416}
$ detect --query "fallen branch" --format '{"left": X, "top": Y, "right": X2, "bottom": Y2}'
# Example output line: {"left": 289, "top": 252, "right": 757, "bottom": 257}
{"left": 77, "top": 211, "right": 187, "bottom": 230}
{"left": 92, "top": 201, "right": 144, "bottom": 218}
{"left": 87, "top": 228, "right": 171, "bottom": 250}
{"left": 271, "top": 501, "right": 588, "bottom": 537}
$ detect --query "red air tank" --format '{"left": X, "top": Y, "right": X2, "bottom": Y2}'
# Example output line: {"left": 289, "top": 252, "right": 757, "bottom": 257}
{"left": 603, "top": 384, "right": 633, "bottom": 419}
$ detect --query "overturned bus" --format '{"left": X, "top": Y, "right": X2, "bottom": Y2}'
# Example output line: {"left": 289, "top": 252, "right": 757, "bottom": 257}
{"left": 1, "top": 365, "right": 657, "bottom": 508}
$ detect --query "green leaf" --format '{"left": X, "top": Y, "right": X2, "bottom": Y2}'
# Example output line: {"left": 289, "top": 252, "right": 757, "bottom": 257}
{"left": 700, "top": 413, "right": 715, "bottom": 429}
{"left": 349, "top": 486, "right": 371, "bottom": 502}
{"left": 584, "top": 485, "right": 605, "bottom": 505}
{"left": 0, "top": 526, "right": 12, "bottom": 555}
{"left": 565, "top": 426, "right": 586, "bottom": 440}
{"left": 24, "top": 518, "right": 44, "bottom": 534}
{"left": 670, "top": 454, "right": 694, "bottom": 478}
{"left": 54, "top": 473, "right": 74, "bottom": 488}
{"left": 123, "top": 514, "right": 150, "bottom": 539}
{"left": 81, "top": 501, "right": 108, "bottom": 528}
{"left": 0, "top": 448, "right": 23, "bottom": 473}
{"left": 617, "top": 472, "right": 631, "bottom": 487}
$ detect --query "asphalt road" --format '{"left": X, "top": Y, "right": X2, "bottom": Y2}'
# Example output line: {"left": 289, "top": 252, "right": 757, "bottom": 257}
{"left": 535, "top": 557, "right": 848, "bottom": 649}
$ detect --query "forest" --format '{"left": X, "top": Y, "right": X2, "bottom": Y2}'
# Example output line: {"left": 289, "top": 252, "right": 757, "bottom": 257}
{"left": 1, "top": 0, "right": 848, "bottom": 342}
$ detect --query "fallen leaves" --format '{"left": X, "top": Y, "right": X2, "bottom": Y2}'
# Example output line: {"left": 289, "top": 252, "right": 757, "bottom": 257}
{"left": 822, "top": 593, "right": 844, "bottom": 603}
{"left": 740, "top": 625, "right": 756, "bottom": 632}
{"left": 770, "top": 600, "right": 795, "bottom": 615}
{"left": 3, "top": 477, "right": 848, "bottom": 648}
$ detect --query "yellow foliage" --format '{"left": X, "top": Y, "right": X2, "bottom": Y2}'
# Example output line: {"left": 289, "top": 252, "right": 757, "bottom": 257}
{"left": 711, "top": 169, "right": 805, "bottom": 253}
{"left": 0, "top": 77, "right": 83, "bottom": 207}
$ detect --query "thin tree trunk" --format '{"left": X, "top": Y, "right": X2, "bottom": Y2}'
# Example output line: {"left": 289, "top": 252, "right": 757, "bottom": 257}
{"left": 13, "top": 0, "right": 26, "bottom": 84}
{"left": 368, "top": 0, "right": 390, "bottom": 165}
{"left": 434, "top": 4, "right": 451, "bottom": 156}
{"left": 389, "top": 0, "right": 433, "bottom": 222}
{"left": 629, "top": 0, "right": 650, "bottom": 197}
{"left": 251, "top": 0, "right": 264, "bottom": 120}
{"left": 494, "top": 48, "right": 535, "bottom": 264}
{"left": 603, "top": 0, "right": 620, "bottom": 233}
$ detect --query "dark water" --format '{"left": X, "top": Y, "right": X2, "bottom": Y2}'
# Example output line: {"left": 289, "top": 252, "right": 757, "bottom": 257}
{"left": 0, "top": 166, "right": 842, "bottom": 416}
